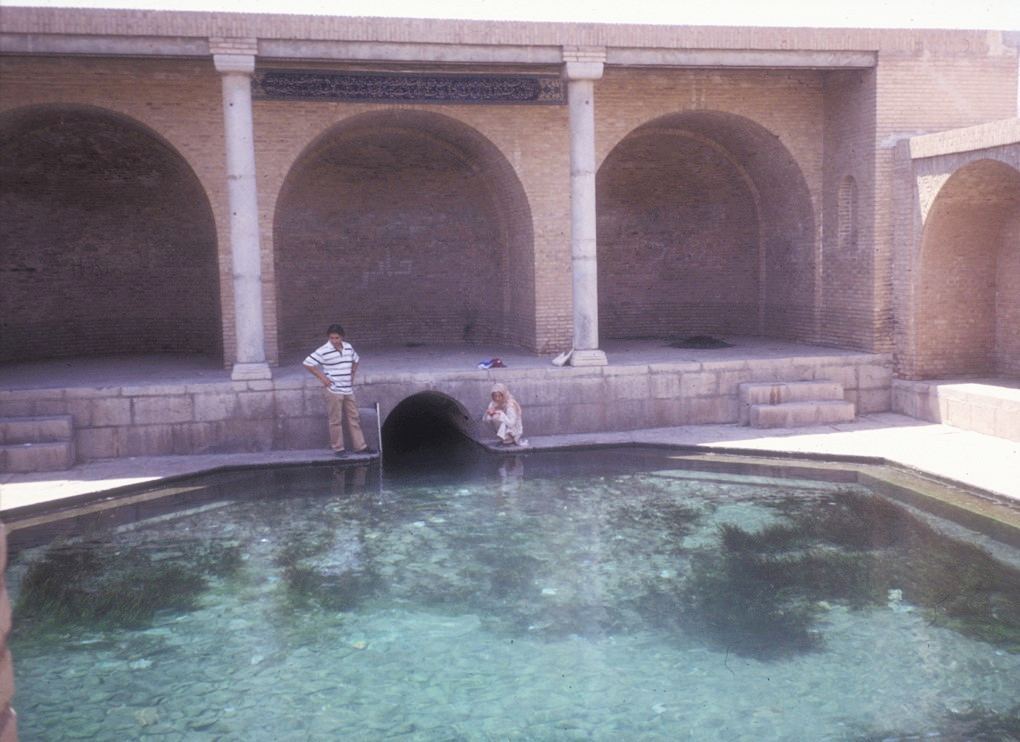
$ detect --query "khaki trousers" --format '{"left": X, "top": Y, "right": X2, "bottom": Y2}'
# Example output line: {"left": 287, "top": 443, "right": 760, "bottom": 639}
{"left": 324, "top": 390, "right": 366, "bottom": 452}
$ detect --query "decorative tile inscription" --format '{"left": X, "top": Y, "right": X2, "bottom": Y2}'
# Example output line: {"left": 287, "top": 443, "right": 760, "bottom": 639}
{"left": 252, "top": 70, "right": 566, "bottom": 105}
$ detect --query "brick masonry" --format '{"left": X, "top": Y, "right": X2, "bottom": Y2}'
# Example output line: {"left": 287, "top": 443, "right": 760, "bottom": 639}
{"left": 893, "top": 122, "right": 1020, "bottom": 380}
{"left": 0, "top": 12, "right": 1016, "bottom": 371}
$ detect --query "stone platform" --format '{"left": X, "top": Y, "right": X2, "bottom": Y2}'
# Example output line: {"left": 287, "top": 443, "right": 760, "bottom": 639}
{"left": 893, "top": 378, "right": 1020, "bottom": 442}
{"left": 0, "top": 338, "right": 893, "bottom": 471}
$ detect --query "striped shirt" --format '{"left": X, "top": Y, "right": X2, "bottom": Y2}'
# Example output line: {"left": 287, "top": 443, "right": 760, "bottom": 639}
{"left": 303, "top": 340, "right": 359, "bottom": 395}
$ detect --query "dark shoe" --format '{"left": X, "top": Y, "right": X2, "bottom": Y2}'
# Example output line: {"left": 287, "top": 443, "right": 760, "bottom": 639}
{"left": 333, "top": 449, "right": 348, "bottom": 458}
{"left": 355, "top": 446, "right": 376, "bottom": 455}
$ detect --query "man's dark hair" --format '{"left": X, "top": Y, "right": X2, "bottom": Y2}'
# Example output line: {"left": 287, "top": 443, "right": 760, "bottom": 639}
{"left": 327, "top": 324, "right": 345, "bottom": 337}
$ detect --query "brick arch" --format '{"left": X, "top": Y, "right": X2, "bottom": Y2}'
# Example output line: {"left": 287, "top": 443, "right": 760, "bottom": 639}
{"left": 915, "top": 159, "right": 1020, "bottom": 378}
{"left": 273, "top": 109, "right": 535, "bottom": 358}
{"left": 596, "top": 110, "right": 816, "bottom": 342}
{"left": 0, "top": 104, "right": 222, "bottom": 363}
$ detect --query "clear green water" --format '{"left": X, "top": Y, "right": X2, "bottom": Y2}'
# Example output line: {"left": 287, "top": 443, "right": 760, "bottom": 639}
{"left": 6, "top": 449, "right": 1020, "bottom": 741}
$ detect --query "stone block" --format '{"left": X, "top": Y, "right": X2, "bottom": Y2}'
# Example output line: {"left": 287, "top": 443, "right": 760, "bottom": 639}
{"left": 121, "top": 425, "right": 175, "bottom": 456}
{"left": 62, "top": 398, "right": 93, "bottom": 427}
{"left": 649, "top": 398, "right": 685, "bottom": 427}
{"left": 185, "top": 381, "right": 236, "bottom": 394}
{"left": 815, "top": 364, "right": 858, "bottom": 389}
{"left": 237, "top": 391, "right": 274, "bottom": 419}
{"left": 967, "top": 403, "right": 998, "bottom": 437}
{"left": 994, "top": 406, "right": 1020, "bottom": 442}
{"left": 133, "top": 395, "right": 193, "bottom": 425}
{"left": 857, "top": 388, "right": 892, "bottom": 414}
{"left": 564, "top": 402, "right": 607, "bottom": 433}
{"left": 217, "top": 419, "right": 275, "bottom": 452}
{"left": 77, "top": 427, "right": 119, "bottom": 460}
{"left": 649, "top": 372, "right": 681, "bottom": 399}
{"left": 943, "top": 398, "right": 972, "bottom": 429}
{"left": 2, "top": 441, "right": 75, "bottom": 472}
{"left": 171, "top": 422, "right": 217, "bottom": 455}
{"left": 0, "top": 415, "right": 72, "bottom": 444}
{"left": 716, "top": 369, "right": 752, "bottom": 395}
{"left": 193, "top": 392, "right": 238, "bottom": 422}
{"left": 604, "top": 399, "right": 649, "bottom": 430}
{"left": 523, "top": 377, "right": 605, "bottom": 406}
{"left": 891, "top": 384, "right": 917, "bottom": 417}
{"left": 277, "top": 416, "right": 326, "bottom": 450}
{"left": 686, "top": 395, "right": 739, "bottom": 424}
{"left": 121, "top": 384, "right": 187, "bottom": 396}
{"left": 274, "top": 389, "right": 306, "bottom": 417}
{"left": 273, "top": 375, "right": 306, "bottom": 390}
{"left": 603, "top": 364, "right": 650, "bottom": 377}
{"left": 0, "top": 401, "right": 32, "bottom": 417}
{"left": 605, "top": 373, "right": 650, "bottom": 400}
{"left": 857, "top": 364, "right": 893, "bottom": 390}
{"left": 749, "top": 400, "right": 855, "bottom": 429}
{"left": 680, "top": 372, "right": 718, "bottom": 398}
{"left": 89, "top": 397, "right": 132, "bottom": 426}
{"left": 64, "top": 387, "right": 116, "bottom": 399}
{"left": 34, "top": 399, "right": 69, "bottom": 416}
{"left": 247, "top": 380, "right": 275, "bottom": 392}
{"left": 648, "top": 362, "right": 701, "bottom": 374}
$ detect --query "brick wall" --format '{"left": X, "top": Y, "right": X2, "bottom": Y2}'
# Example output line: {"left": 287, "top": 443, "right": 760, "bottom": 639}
{"left": 596, "top": 128, "right": 759, "bottom": 339}
{"left": 821, "top": 69, "right": 877, "bottom": 350}
{"left": 594, "top": 69, "right": 824, "bottom": 344}
{"left": 915, "top": 159, "right": 1020, "bottom": 377}
{"left": 0, "top": 104, "right": 222, "bottom": 363}
{"left": 0, "top": 56, "right": 233, "bottom": 365}
{"left": 874, "top": 52, "right": 1018, "bottom": 358}
{"left": 254, "top": 98, "right": 572, "bottom": 356}
{"left": 273, "top": 108, "right": 535, "bottom": 358}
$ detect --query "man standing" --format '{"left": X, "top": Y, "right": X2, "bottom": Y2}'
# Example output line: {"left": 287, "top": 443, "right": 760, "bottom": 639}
{"left": 303, "top": 324, "right": 371, "bottom": 456}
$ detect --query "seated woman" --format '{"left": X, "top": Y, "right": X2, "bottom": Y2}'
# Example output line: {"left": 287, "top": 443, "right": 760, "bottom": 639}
{"left": 483, "top": 383, "right": 527, "bottom": 447}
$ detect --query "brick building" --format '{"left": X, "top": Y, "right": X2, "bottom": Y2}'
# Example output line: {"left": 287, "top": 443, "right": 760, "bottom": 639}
{"left": 0, "top": 8, "right": 1018, "bottom": 466}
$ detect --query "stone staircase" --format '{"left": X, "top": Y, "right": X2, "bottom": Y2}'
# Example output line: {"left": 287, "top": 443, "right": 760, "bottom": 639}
{"left": 0, "top": 415, "right": 76, "bottom": 473}
{"left": 739, "top": 381, "right": 855, "bottom": 429}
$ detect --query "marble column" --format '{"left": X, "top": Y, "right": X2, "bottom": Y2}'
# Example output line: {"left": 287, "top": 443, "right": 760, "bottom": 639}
{"left": 563, "top": 51, "right": 608, "bottom": 366}
{"left": 214, "top": 53, "right": 272, "bottom": 381}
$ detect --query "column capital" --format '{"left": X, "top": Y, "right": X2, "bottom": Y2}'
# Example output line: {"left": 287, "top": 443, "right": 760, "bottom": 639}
{"left": 213, "top": 52, "right": 256, "bottom": 75}
{"left": 562, "top": 46, "right": 606, "bottom": 81}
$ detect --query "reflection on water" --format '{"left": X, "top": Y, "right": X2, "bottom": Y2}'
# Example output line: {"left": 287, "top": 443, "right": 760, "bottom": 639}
{"left": 7, "top": 448, "right": 1020, "bottom": 741}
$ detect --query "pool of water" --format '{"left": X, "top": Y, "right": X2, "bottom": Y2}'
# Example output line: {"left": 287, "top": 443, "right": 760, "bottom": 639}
{"left": 6, "top": 448, "right": 1020, "bottom": 741}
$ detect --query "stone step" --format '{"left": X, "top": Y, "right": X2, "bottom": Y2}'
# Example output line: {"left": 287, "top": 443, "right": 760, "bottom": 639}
{"left": 738, "top": 381, "right": 845, "bottom": 424}
{"left": 0, "top": 414, "right": 74, "bottom": 444}
{"left": 1, "top": 440, "right": 77, "bottom": 473}
{"left": 748, "top": 400, "right": 856, "bottom": 429}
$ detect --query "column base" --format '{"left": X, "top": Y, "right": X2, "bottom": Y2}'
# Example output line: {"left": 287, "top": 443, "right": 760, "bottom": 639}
{"left": 567, "top": 349, "right": 608, "bottom": 367}
{"left": 231, "top": 362, "right": 273, "bottom": 381}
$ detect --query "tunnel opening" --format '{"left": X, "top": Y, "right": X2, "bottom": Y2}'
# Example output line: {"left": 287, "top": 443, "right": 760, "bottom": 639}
{"left": 381, "top": 392, "right": 488, "bottom": 476}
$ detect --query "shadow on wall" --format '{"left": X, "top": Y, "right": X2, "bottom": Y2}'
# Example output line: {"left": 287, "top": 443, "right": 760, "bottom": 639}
{"left": 0, "top": 104, "right": 222, "bottom": 365}
{"left": 596, "top": 109, "right": 816, "bottom": 344}
{"left": 273, "top": 109, "right": 536, "bottom": 355}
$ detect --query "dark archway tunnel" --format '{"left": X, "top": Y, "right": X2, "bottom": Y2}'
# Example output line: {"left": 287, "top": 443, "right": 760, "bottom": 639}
{"left": 381, "top": 392, "right": 485, "bottom": 472}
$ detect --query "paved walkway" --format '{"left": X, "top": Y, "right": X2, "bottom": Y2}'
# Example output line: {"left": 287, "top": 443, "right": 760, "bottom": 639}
{"left": 2, "top": 413, "right": 1018, "bottom": 515}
